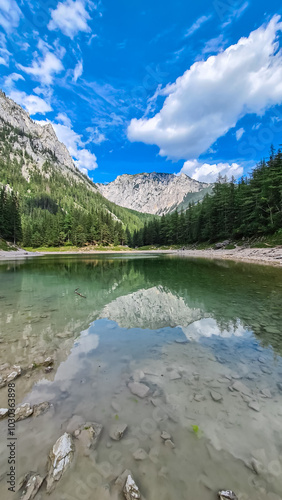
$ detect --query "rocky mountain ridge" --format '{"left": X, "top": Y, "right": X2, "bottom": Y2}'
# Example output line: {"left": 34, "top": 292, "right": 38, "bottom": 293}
{"left": 96, "top": 172, "right": 212, "bottom": 215}
{"left": 0, "top": 90, "right": 95, "bottom": 190}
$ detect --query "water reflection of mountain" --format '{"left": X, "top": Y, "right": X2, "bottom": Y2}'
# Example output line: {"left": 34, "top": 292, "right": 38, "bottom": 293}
{"left": 100, "top": 285, "right": 203, "bottom": 329}
{"left": 1, "top": 254, "right": 282, "bottom": 359}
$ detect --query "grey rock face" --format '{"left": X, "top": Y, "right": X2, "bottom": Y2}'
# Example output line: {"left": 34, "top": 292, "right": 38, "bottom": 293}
{"left": 97, "top": 172, "right": 211, "bottom": 215}
{"left": 0, "top": 91, "right": 97, "bottom": 192}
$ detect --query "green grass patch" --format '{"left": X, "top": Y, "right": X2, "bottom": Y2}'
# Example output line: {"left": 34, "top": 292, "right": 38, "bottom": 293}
{"left": 23, "top": 244, "right": 133, "bottom": 252}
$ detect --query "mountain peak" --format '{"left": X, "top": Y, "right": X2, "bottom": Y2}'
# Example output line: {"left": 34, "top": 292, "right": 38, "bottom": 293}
{"left": 96, "top": 172, "right": 211, "bottom": 215}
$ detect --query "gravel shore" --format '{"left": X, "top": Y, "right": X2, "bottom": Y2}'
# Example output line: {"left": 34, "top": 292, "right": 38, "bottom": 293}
{"left": 0, "top": 246, "right": 282, "bottom": 266}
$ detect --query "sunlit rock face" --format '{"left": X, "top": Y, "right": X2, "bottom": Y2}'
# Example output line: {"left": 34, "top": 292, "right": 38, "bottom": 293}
{"left": 97, "top": 172, "right": 211, "bottom": 215}
{"left": 99, "top": 285, "right": 203, "bottom": 329}
{"left": 0, "top": 91, "right": 97, "bottom": 190}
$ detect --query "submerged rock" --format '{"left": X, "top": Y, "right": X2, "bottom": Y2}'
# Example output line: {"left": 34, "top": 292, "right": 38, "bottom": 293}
{"left": 248, "top": 401, "right": 260, "bottom": 412}
{"left": 33, "top": 402, "right": 52, "bottom": 417}
{"left": 15, "top": 403, "right": 34, "bottom": 422}
{"left": 218, "top": 490, "right": 238, "bottom": 500}
{"left": 133, "top": 448, "right": 148, "bottom": 460}
{"left": 231, "top": 381, "right": 252, "bottom": 397}
{"left": 277, "top": 382, "right": 282, "bottom": 392}
{"left": 123, "top": 474, "right": 141, "bottom": 500}
{"left": 128, "top": 382, "right": 150, "bottom": 398}
{"left": 109, "top": 422, "right": 128, "bottom": 441}
{"left": 0, "top": 408, "right": 8, "bottom": 420}
{"left": 160, "top": 431, "right": 171, "bottom": 440}
{"left": 43, "top": 356, "right": 54, "bottom": 367}
{"left": 19, "top": 472, "right": 45, "bottom": 500}
{"left": 164, "top": 439, "right": 175, "bottom": 449}
{"left": 74, "top": 422, "right": 103, "bottom": 455}
{"left": 46, "top": 432, "right": 74, "bottom": 493}
{"left": 210, "top": 390, "right": 223, "bottom": 402}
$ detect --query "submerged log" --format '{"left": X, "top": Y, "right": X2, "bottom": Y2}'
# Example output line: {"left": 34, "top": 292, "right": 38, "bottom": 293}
{"left": 74, "top": 288, "right": 86, "bottom": 298}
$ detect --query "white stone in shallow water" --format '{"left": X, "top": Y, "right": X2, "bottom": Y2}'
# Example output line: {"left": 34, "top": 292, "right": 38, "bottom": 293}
{"left": 128, "top": 382, "right": 150, "bottom": 398}
{"left": 15, "top": 403, "right": 33, "bottom": 421}
{"left": 123, "top": 474, "right": 141, "bottom": 500}
{"left": 218, "top": 490, "right": 238, "bottom": 500}
{"left": 46, "top": 432, "right": 74, "bottom": 493}
{"left": 0, "top": 408, "right": 8, "bottom": 419}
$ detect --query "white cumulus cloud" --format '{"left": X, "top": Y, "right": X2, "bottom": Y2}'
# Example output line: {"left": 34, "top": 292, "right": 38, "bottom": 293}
{"left": 180, "top": 160, "right": 243, "bottom": 183}
{"left": 17, "top": 51, "right": 64, "bottom": 85}
{"left": 38, "top": 118, "right": 98, "bottom": 174}
{"left": 48, "top": 0, "right": 91, "bottom": 39}
{"left": 128, "top": 16, "right": 282, "bottom": 161}
{"left": 9, "top": 90, "right": 53, "bottom": 115}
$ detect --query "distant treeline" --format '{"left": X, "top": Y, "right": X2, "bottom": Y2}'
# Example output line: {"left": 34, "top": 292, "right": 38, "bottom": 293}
{"left": 131, "top": 148, "right": 282, "bottom": 247}
{"left": 1, "top": 147, "right": 282, "bottom": 248}
{"left": 0, "top": 187, "right": 22, "bottom": 244}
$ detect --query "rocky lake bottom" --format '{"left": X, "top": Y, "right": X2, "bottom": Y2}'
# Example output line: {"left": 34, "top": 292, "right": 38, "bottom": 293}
{"left": 0, "top": 254, "right": 282, "bottom": 500}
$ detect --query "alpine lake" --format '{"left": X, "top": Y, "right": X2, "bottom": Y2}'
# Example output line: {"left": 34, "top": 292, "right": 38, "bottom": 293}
{"left": 0, "top": 253, "right": 282, "bottom": 500}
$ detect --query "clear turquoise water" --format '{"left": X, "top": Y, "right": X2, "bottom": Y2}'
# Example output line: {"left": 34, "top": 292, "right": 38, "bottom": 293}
{"left": 0, "top": 254, "right": 282, "bottom": 500}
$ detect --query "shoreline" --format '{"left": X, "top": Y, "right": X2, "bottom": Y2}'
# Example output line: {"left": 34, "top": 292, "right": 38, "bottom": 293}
{"left": 0, "top": 245, "right": 282, "bottom": 266}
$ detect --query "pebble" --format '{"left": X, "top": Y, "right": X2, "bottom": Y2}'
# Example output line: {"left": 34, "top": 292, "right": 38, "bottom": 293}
{"left": 232, "top": 381, "right": 252, "bottom": 397}
{"left": 160, "top": 431, "right": 171, "bottom": 440}
{"left": 164, "top": 439, "right": 175, "bottom": 449}
{"left": 33, "top": 401, "right": 52, "bottom": 417}
{"left": 133, "top": 448, "right": 148, "bottom": 460}
{"left": 15, "top": 403, "right": 34, "bottom": 421}
{"left": 128, "top": 382, "right": 150, "bottom": 398}
{"left": 123, "top": 474, "right": 141, "bottom": 500}
{"left": 210, "top": 390, "right": 223, "bottom": 402}
{"left": 109, "top": 422, "right": 128, "bottom": 441}
{"left": 260, "top": 388, "right": 271, "bottom": 398}
{"left": 194, "top": 394, "right": 205, "bottom": 402}
{"left": 218, "top": 491, "right": 238, "bottom": 500}
{"left": 260, "top": 366, "right": 272, "bottom": 374}
{"left": 169, "top": 371, "right": 181, "bottom": 380}
{"left": 248, "top": 401, "right": 260, "bottom": 412}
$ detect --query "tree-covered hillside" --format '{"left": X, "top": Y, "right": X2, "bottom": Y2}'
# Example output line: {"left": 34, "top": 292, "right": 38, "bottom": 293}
{"left": 131, "top": 148, "right": 282, "bottom": 247}
{"left": 0, "top": 123, "right": 153, "bottom": 247}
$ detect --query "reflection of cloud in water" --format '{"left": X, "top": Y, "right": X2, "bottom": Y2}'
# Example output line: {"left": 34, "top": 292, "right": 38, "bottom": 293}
{"left": 99, "top": 286, "right": 203, "bottom": 329}
{"left": 45, "top": 331, "right": 99, "bottom": 387}
{"left": 182, "top": 317, "right": 247, "bottom": 342}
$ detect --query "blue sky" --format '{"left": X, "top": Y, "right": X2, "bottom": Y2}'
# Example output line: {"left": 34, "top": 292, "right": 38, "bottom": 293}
{"left": 1, "top": 0, "right": 282, "bottom": 183}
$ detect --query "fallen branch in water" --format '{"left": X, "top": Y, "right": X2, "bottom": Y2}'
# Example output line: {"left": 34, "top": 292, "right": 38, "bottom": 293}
{"left": 74, "top": 287, "right": 86, "bottom": 299}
